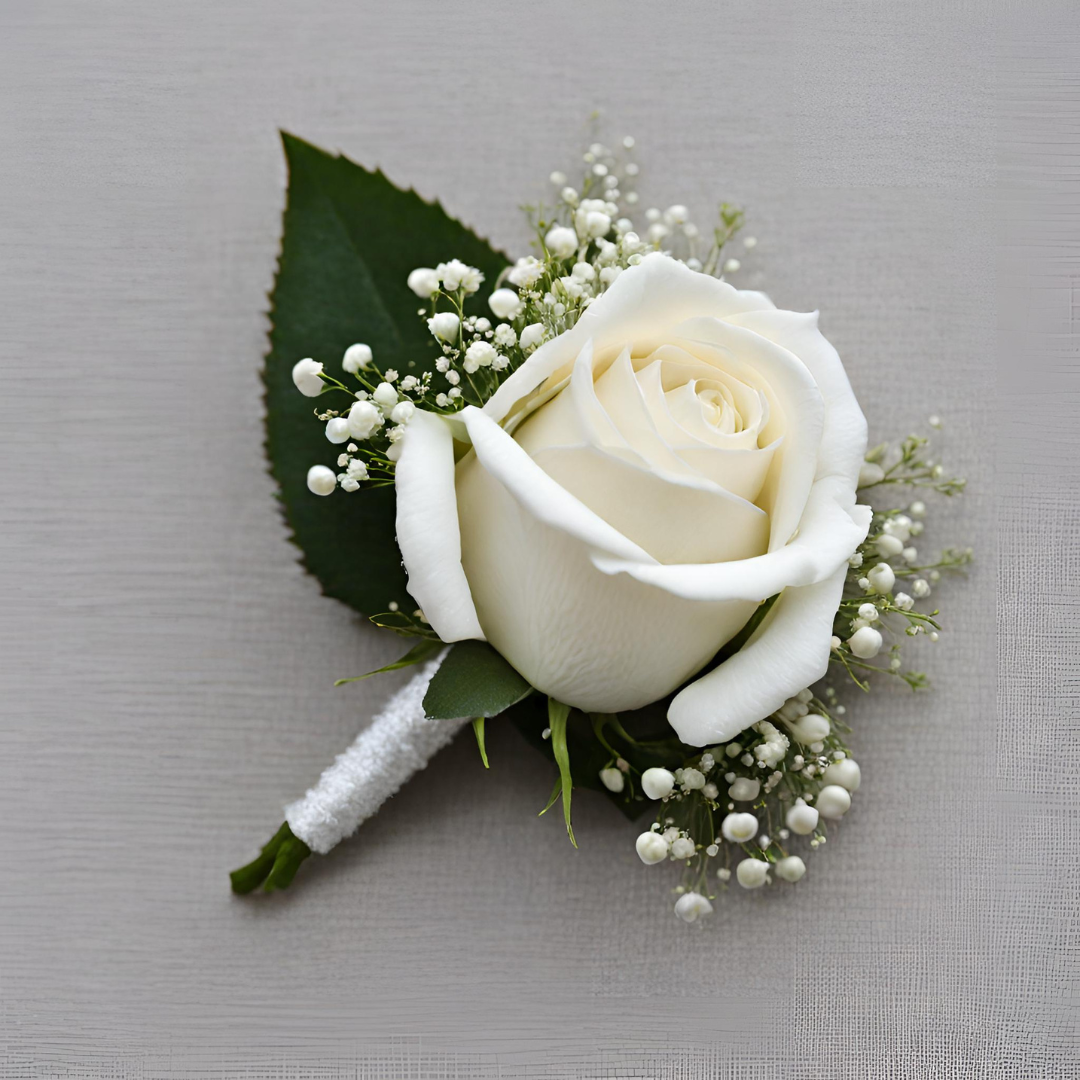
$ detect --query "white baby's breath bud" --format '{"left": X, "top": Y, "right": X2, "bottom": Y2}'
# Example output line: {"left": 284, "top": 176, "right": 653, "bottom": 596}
{"left": 647, "top": 222, "right": 670, "bottom": 244}
{"left": 561, "top": 186, "right": 579, "bottom": 206}
{"left": 292, "top": 358, "right": 325, "bottom": 397}
{"left": 445, "top": 371, "right": 460, "bottom": 386}
{"left": 342, "top": 343, "right": 373, "bottom": 374}
{"left": 389, "top": 400, "right": 415, "bottom": 425}
{"left": 847, "top": 625, "right": 883, "bottom": 659}
{"left": 913, "top": 578, "right": 932, "bottom": 598}
{"left": 867, "top": 562, "right": 896, "bottom": 594}
{"left": 671, "top": 836, "right": 695, "bottom": 860}
{"left": 641, "top": 767, "right": 675, "bottom": 800}
{"left": 306, "top": 464, "right": 336, "bottom": 496}
{"left": 519, "top": 323, "right": 546, "bottom": 351}
{"left": 876, "top": 533, "right": 905, "bottom": 557}
{"left": 635, "top": 831, "right": 669, "bottom": 865}
{"left": 902, "top": 546, "right": 918, "bottom": 563}
{"left": 775, "top": 856, "right": 806, "bottom": 883}
{"left": 785, "top": 712, "right": 831, "bottom": 744}
{"left": 435, "top": 393, "right": 450, "bottom": 408}
{"left": 347, "top": 400, "right": 383, "bottom": 440}
{"left": 325, "top": 417, "right": 351, "bottom": 444}
{"left": 488, "top": 288, "right": 523, "bottom": 320}
{"left": 428, "top": 312, "right": 460, "bottom": 342}
{"left": 599, "top": 266, "right": 622, "bottom": 286}
{"left": 894, "top": 592, "right": 914, "bottom": 610}
{"left": 720, "top": 812, "right": 758, "bottom": 843}
{"left": 822, "top": 758, "right": 861, "bottom": 792}
{"left": 723, "top": 258, "right": 741, "bottom": 273}
{"left": 372, "top": 382, "right": 398, "bottom": 410}
{"left": 785, "top": 799, "right": 819, "bottom": 835}
{"left": 702, "top": 782, "right": 719, "bottom": 800}
{"left": 407, "top": 267, "right": 441, "bottom": 297}
{"left": 340, "top": 477, "right": 360, "bottom": 493}
{"left": 664, "top": 204, "right": 689, "bottom": 225}
{"left": 346, "top": 458, "right": 368, "bottom": 481}
{"left": 545, "top": 225, "right": 578, "bottom": 259}
{"left": 465, "top": 340, "right": 497, "bottom": 368}
{"left": 493, "top": 324, "right": 516, "bottom": 347}
{"left": 831, "top": 635, "right": 842, "bottom": 649}
{"left": 736, "top": 858, "right": 771, "bottom": 889}
{"left": 859, "top": 461, "right": 885, "bottom": 486}
{"left": 674, "top": 892, "right": 713, "bottom": 923}
{"left": 728, "top": 777, "right": 760, "bottom": 802}
{"left": 816, "top": 784, "right": 852, "bottom": 820}
{"left": 437, "top": 259, "right": 483, "bottom": 293}
{"left": 681, "top": 767, "right": 706, "bottom": 790}
{"left": 507, "top": 256, "right": 544, "bottom": 288}
{"left": 583, "top": 210, "right": 611, "bottom": 239}
{"left": 909, "top": 500, "right": 927, "bottom": 518}
{"left": 858, "top": 603, "right": 879, "bottom": 621}
{"left": 598, "top": 767, "right": 624, "bottom": 793}
{"left": 571, "top": 261, "right": 596, "bottom": 282}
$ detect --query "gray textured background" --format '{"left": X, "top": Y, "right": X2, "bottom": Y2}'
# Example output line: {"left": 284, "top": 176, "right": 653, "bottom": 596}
{"left": 1, "top": 1, "right": 1076, "bottom": 1076}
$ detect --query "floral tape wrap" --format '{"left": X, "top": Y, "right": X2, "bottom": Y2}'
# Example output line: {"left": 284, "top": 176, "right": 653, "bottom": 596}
{"left": 285, "top": 660, "right": 468, "bottom": 855}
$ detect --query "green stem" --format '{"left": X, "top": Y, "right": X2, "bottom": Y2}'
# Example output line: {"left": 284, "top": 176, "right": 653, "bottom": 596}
{"left": 230, "top": 822, "right": 312, "bottom": 895}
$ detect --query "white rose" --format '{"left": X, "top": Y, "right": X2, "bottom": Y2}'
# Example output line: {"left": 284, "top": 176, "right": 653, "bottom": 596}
{"left": 395, "top": 255, "right": 870, "bottom": 745}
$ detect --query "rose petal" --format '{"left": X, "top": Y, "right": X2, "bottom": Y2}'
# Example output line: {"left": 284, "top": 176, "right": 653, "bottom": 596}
{"left": 482, "top": 254, "right": 775, "bottom": 426}
{"left": 590, "top": 476, "right": 870, "bottom": 600}
{"left": 394, "top": 410, "right": 484, "bottom": 641}
{"left": 667, "top": 564, "right": 849, "bottom": 746}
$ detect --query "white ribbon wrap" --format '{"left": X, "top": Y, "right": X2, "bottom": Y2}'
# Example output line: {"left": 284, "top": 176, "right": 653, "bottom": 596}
{"left": 285, "top": 660, "right": 469, "bottom": 855}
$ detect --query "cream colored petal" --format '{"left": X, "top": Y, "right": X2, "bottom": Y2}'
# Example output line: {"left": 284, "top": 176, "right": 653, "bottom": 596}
{"left": 482, "top": 254, "right": 775, "bottom": 426}
{"left": 590, "top": 476, "right": 871, "bottom": 601}
{"left": 394, "top": 410, "right": 484, "bottom": 642}
{"left": 455, "top": 450, "right": 758, "bottom": 712}
{"left": 725, "top": 309, "right": 868, "bottom": 495}
{"left": 667, "top": 564, "right": 849, "bottom": 746}
{"left": 531, "top": 444, "right": 770, "bottom": 564}
{"left": 673, "top": 318, "right": 826, "bottom": 551}
{"left": 459, "top": 405, "right": 654, "bottom": 564}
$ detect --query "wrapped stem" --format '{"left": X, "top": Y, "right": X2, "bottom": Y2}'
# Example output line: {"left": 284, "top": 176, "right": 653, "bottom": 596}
{"left": 284, "top": 659, "right": 469, "bottom": 854}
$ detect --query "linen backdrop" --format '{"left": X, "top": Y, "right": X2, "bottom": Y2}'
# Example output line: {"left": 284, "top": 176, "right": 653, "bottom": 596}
{"left": 1, "top": 1, "right": 1076, "bottom": 1076}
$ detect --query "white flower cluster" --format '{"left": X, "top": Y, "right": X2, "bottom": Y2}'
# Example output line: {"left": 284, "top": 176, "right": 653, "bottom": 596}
{"left": 292, "top": 344, "right": 437, "bottom": 497}
{"left": 625, "top": 688, "right": 861, "bottom": 923}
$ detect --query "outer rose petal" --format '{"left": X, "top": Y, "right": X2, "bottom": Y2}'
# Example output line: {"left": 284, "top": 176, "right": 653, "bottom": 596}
{"left": 726, "top": 309, "right": 867, "bottom": 494}
{"left": 454, "top": 425, "right": 758, "bottom": 711}
{"left": 667, "top": 564, "right": 849, "bottom": 746}
{"left": 394, "top": 410, "right": 484, "bottom": 642}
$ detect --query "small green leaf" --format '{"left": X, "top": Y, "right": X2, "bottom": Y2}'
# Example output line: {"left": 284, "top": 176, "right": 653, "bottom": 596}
{"left": 423, "top": 640, "right": 533, "bottom": 719}
{"left": 471, "top": 717, "right": 489, "bottom": 769}
{"left": 538, "top": 775, "right": 562, "bottom": 816}
{"left": 548, "top": 698, "right": 576, "bottom": 847}
{"left": 334, "top": 638, "right": 442, "bottom": 685}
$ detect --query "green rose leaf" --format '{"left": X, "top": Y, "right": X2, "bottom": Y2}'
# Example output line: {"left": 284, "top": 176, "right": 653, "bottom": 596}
{"left": 264, "top": 132, "right": 509, "bottom": 617}
{"left": 423, "top": 640, "right": 533, "bottom": 719}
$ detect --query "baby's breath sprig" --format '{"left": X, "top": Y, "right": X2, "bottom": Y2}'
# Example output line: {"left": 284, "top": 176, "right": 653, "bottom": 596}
{"left": 826, "top": 426, "right": 971, "bottom": 694}
{"left": 630, "top": 687, "right": 859, "bottom": 920}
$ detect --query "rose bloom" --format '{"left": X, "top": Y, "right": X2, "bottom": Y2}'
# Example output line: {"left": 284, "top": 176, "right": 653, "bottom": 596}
{"left": 395, "top": 255, "right": 870, "bottom": 745}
